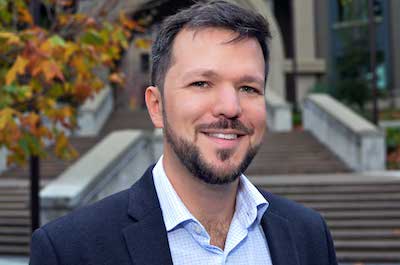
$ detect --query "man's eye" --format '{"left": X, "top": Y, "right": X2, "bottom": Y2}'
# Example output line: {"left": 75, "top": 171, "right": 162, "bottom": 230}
{"left": 240, "top": 86, "right": 259, "bottom": 94}
{"left": 190, "top": 81, "right": 209, "bottom": 88}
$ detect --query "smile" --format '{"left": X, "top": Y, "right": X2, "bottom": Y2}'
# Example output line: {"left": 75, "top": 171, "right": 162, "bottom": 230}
{"left": 207, "top": 133, "right": 238, "bottom": 140}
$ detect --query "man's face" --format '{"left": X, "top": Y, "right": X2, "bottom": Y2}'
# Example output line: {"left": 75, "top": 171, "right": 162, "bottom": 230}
{"left": 158, "top": 27, "right": 266, "bottom": 184}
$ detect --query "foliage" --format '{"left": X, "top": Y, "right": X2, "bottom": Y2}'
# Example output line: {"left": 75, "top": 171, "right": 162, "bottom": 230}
{"left": 292, "top": 110, "right": 302, "bottom": 130}
{"left": 386, "top": 127, "right": 400, "bottom": 169}
{"left": 386, "top": 127, "right": 400, "bottom": 152}
{"left": 333, "top": 27, "right": 372, "bottom": 111}
{"left": 0, "top": 0, "right": 142, "bottom": 166}
{"left": 332, "top": 0, "right": 384, "bottom": 111}
{"left": 309, "top": 82, "right": 330, "bottom": 94}
{"left": 379, "top": 108, "right": 400, "bottom": 121}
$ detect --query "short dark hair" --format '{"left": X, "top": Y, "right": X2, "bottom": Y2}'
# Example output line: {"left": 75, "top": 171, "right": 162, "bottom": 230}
{"left": 150, "top": 0, "right": 271, "bottom": 92}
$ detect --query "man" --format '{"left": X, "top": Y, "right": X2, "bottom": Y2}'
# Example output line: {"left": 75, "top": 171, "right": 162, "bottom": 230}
{"left": 30, "top": 1, "right": 337, "bottom": 264}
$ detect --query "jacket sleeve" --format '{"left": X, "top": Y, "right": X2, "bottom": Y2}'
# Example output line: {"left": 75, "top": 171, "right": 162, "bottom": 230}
{"left": 29, "top": 228, "right": 60, "bottom": 265}
{"left": 321, "top": 217, "right": 338, "bottom": 265}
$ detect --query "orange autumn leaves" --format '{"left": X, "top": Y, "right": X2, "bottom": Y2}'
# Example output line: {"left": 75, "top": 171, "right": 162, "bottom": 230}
{"left": 0, "top": 1, "right": 141, "bottom": 166}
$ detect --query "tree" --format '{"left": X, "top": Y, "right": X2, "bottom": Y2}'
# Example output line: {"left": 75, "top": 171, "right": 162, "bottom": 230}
{"left": 0, "top": 0, "right": 141, "bottom": 166}
{"left": 0, "top": 0, "right": 142, "bottom": 231}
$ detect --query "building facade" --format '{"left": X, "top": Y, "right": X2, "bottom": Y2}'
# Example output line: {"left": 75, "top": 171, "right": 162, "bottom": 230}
{"left": 78, "top": 0, "right": 400, "bottom": 108}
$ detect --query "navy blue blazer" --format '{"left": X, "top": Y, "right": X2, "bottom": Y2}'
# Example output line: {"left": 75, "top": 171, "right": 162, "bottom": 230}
{"left": 30, "top": 166, "right": 337, "bottom": 265}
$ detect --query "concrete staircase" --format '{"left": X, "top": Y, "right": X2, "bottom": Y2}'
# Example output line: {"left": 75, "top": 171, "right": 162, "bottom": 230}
{"left": 252, "top": 174, "right": 400, "bottom": 264}
{"left": 0, "top": 110, "right": 154, "bottom": 256}
{"left": 0, "top": 108, "right": 155, "bottom": 257}
{"left": 0, "top": 137, "right": 100, "bottom": 256}
{"left": 0, "top": 180, "right": 30, "bottom": 255}
{"left": 247, "top": 131, "right": 351, "bottom": 175}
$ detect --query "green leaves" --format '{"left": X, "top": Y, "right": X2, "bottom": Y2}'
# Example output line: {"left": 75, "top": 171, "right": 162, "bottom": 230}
{"left": 49, "top": 35, "right": 66, "bottom": 47}
{"left": 81, "top": 29, "right": 105, "bottom": 45}
{"left": 2, "top": 84, "right": 31, "bottom": 102}
{"left": 18, "top": 134, "right": 42, "bottom": 157}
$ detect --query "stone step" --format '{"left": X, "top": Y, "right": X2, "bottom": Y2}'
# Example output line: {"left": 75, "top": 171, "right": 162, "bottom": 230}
{"left": 248, "top": 166, "right": 348, "bottom": 175}
{"left": 246, "top": 131, "right": 351, "bottom": 174}
{"left": 0, "top": 218, "right": 29, "bottom": 226}
{"left": 306, "top": 201, "right": 400, "bottom": 211}
{"left": 255, "top": 152, "right": 340, "bottom": 158}
{"left": 331, "top": 229, "right": 400, "bottom": 239}
{"left": 262, "top": 180, "right": 400, "bottom": 189}
{"left": 0, "top": 189, "right": 28, "bottom": 195}
{"left": 0, "top": 227, "right": 30, "bottom": 235}
{"left": 334, "top": 239, "right": 400, "bottom": 249}
{"left": 336, "top": 250, "right": 400, "bottom": 262}
{"left": 0, "top": 202, "right": 27, "bottom": 210}
{"left": 0, "top": 236, "right": 29, "bottom": 244}
{"left": 0, "top": 211, "right": 29, "bottom": 218}
{"left": 285, "top": 193, "right": 400, "bottom": 202}
{"left": 321, "top": 210, "right": 400, "bottom": 219}
{"left": 327, "top": 219, "right": 400, "bottom": 229}
{"left": 255, "top": 177, "right": 400, "bottom": 186}
{"left": 0, "top": 180, "right": 29, "bottom": 187}
{"left": 0, "top": 245, "right": 29, "bottom": 255}
{"left": 0, "top": 196, "right": 28, "bottom": 202}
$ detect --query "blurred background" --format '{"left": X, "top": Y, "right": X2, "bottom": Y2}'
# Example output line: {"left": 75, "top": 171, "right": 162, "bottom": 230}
{"left": 0, "top": 0, "right": 399, "bottom": 264}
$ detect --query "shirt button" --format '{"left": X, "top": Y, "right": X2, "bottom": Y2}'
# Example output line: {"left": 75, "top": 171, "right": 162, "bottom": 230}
{"left": 194, "top": 224, "right": 202, "bottom": 234}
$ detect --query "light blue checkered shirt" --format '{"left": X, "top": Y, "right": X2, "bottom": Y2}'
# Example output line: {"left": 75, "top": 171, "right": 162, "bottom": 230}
{"left": 153, "top": 156, "right": 273, "bottom": 264}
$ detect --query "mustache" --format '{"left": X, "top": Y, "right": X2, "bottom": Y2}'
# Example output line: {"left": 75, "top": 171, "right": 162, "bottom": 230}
{"left": 196, "top": 118, "right": 253, "bottom": 135}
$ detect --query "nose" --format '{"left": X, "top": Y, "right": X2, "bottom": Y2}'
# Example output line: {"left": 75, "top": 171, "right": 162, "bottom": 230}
{"left": 212, "top": 86, "right": 242, "bottom": 118}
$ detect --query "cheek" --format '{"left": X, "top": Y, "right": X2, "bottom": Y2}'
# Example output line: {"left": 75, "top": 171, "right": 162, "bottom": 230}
{"left": 177, "top": 94, "right": 211, "bottom": 118}
{"left": 164, "top": 92, "right": 210, "bottom": 128}
{"left": 244, "top": 101, "right": 267, "bottom": 129}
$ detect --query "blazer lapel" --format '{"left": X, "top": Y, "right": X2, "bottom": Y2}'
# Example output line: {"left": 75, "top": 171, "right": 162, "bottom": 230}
{"left": 122, "top": 167, "right": 173, "bottom": 265}
{"left": 261, "top": 211, "right": 300, "bottom": 265}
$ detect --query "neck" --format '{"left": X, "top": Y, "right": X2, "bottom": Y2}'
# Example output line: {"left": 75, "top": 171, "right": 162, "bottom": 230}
{"left": 162, "top": 150, "right": 239, "bottom": 228}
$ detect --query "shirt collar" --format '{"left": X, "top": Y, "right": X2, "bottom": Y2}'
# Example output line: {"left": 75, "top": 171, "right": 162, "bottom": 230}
{"left": 152, "top": 156, "right": 269, "bottom": 232}
{"left": 153, "top": 156, "right": 195, "bottom": 232}
{"left": 235, "top": 174, "right": 269, "bottom": 229}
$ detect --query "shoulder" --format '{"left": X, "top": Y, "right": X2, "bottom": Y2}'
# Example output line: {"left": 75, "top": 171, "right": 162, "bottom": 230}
{"left": 30, "top": 188, "right": 134, "bottom": 264}
{"left": 30, "top": 167, "right": 158, "bottom": 264}
{"left": 40, "top": 165, "right": 156, "bottom": 236}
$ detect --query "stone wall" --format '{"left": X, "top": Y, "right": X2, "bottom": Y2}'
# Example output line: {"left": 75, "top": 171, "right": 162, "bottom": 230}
{"left": 40, "top": 130, "right": 159, "bottom": 225}
{"left": 304, "top": 94, "right": 385, "bottom": 171}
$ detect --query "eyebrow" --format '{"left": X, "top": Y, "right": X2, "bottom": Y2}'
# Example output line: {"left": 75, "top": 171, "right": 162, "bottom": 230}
{"left": 182, "top": 69, "right": 219, "bottom": 82}
{"left": 182, "top": 69, "right": 264, "bottom": 87}
{"left": 237, "top": 75, "right": 265, "bottom": 87}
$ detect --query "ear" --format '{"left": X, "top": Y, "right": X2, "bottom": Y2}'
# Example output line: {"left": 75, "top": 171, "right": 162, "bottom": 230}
{"left": 145, "top": 86, "right": 164, "bottom": 128}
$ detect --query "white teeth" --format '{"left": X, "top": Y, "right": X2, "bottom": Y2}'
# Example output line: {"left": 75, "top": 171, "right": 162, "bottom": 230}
{"left": 208, "top": 133, "right": 238, "bottom": 140}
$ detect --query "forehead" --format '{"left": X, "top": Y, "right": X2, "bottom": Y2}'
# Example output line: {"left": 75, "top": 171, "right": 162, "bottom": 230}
{"left": 170, "top": 27, "right": 259, "bottom": 59}
{"left": 166, "top": 27, "right": 265, "bottom": 82}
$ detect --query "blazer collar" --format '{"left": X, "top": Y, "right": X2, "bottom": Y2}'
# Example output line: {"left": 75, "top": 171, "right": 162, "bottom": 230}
{"left": 261, "top": 199, "right": 300, "bottom": 265}
{"left": 122, "top": 166, "right": 173, "bottom": 265}
{"left": 122, "top": 166, "right": 300, "bottom": 265}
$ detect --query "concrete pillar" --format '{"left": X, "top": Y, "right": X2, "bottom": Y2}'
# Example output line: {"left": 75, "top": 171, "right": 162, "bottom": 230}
{"left": 292, "top": 0, "right": 318, "bottom": 103}
{"left": 238, "top": 0, "right": 287, "bottom": 100}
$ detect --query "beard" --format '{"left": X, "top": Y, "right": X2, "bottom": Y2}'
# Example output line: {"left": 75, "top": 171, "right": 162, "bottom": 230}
{"left": 163, "top": 112, "right": 261, "bottom": 185}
